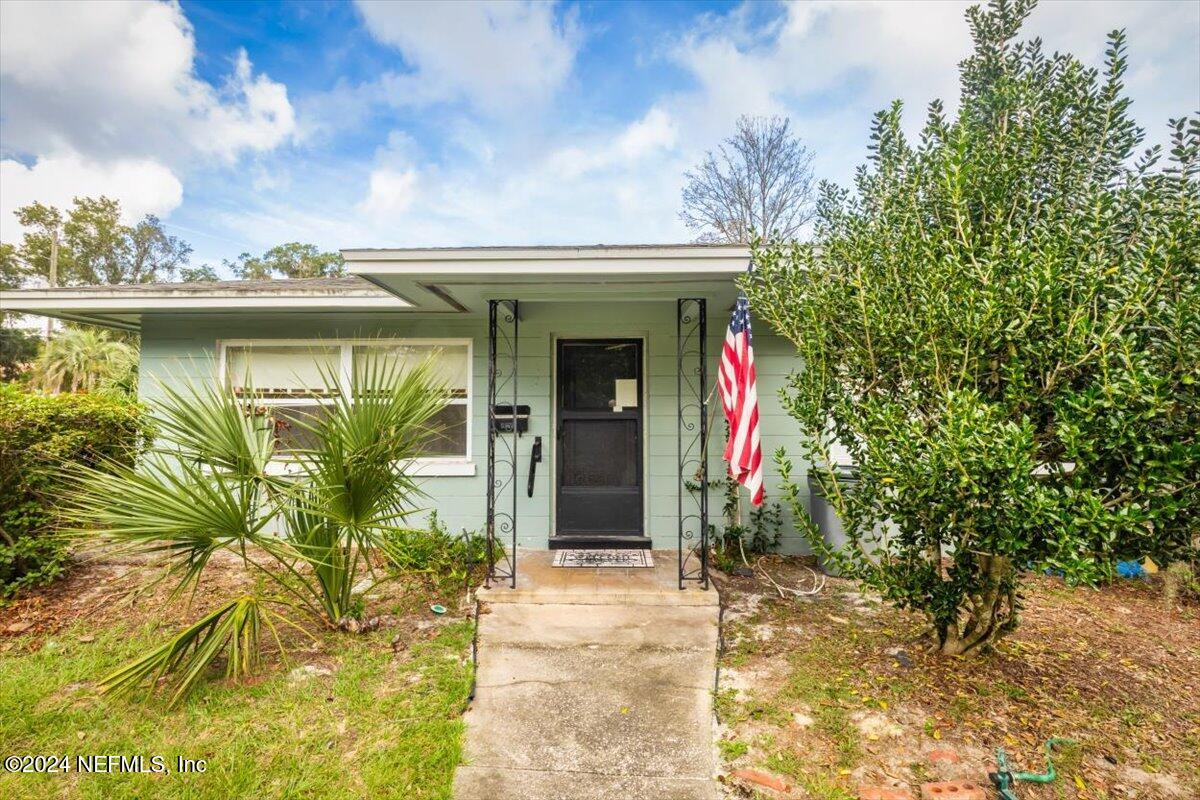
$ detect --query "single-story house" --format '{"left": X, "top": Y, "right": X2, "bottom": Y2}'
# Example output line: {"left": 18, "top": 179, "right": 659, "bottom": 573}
{"left": 1, "top": 244, "right": 815, "bottom": 587}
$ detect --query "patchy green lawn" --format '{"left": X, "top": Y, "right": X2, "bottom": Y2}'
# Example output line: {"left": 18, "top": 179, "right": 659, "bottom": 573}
{"left": 0, "top": 555, "right": 475, "bottom": 800}
{"left": 715, "top": 558, "right": 1200, "bottom": 800}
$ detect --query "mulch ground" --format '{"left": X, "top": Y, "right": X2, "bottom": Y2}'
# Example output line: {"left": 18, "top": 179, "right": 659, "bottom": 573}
{"left": 715, "top": 557, "right": 1200, "bottom": 800}
{"left": 0, "top": 548, "right": 476, "bottom": 657}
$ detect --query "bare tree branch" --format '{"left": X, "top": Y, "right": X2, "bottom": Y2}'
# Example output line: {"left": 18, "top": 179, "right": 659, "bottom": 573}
{"left": 680, "top": 116, "right": 816, "bottom": 243}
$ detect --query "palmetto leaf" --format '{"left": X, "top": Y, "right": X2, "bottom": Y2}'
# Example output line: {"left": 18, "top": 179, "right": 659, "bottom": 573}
{"left": 283, "top": 489, "right": 354, "bottom": 622}
{"left": 151, "top": 365, "right": 278, "bottom": 480}
{"left": 66, "top": 340, "right": 450, "bottom": 701}
{"left": 293, "top": 352, "right": 445, "bottom": 531}
{"left": 63, "top": 453, "right": 275, "bottom": 596}
{"left": 99, "top": 595, "right": 268, "bottom": 708}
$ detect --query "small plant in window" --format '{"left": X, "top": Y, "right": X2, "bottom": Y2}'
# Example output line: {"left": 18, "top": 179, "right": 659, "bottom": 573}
{"left": 63, "top": 348, "right": 451, "bottom": 706}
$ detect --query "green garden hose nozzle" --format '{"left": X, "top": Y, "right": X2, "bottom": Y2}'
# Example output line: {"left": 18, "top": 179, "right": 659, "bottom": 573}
{"left": 989, "top": 737, "right": 1078, "bottom": 800}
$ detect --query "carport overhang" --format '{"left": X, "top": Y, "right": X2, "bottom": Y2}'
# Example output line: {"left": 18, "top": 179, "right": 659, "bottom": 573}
{"left": 343, "top": 244, "right": 751, "bottom": 313}
{"left": 0, "top": 279, "right": 408, "bottom": 332}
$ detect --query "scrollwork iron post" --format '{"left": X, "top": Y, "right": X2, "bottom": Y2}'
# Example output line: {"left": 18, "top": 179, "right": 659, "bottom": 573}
{"left": 677, "top": 298, "right": 709, "bottom": 589}
{"left": 486, "top": 299, "right": 519, "bottom": 588}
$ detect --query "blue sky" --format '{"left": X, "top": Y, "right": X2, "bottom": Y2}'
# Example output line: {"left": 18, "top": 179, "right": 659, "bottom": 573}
{"left": 2, "top": 0, "right": 1198, "bottom": 274}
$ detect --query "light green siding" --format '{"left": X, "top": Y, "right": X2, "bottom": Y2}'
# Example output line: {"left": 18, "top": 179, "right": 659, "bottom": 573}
{"left": 138, "top": 301, "right": 816, "bottom": 552}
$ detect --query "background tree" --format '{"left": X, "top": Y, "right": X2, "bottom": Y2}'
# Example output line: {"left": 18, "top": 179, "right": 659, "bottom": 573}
{"left": 11, "top": 202, "right": 69, "bottom": 284}
{"left": 125, "top": 215, "right": 192, "bottom": 283}
{"left": 9, "top": 196, "right": 191, "bottom": 286}
{"left": 28, "top": 327, "right": 137, "bottom": 394}
{"left": 224, "top": 242, "right": 345, "bottom": 279}
{"left": 746, "top": 0, "right": 1198, "bottom": 655}
{"left": 179, "top": 264, "right": 220, "bottom": 282}
{"left": 0, "top": 328, "right": 40, "bottom": 382}
{"left": 680, "top": 115, "right": 816, "bottom": 243}
{"left": 0, "top": 243, "right": 23, "bottom": 292}
{"left": 0, "top": 243, "right": 40, "bottom": 380}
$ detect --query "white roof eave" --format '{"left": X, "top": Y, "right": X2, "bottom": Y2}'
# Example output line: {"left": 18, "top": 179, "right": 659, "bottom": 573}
{"left": 0, "top": 295, "right": 405, "bottom": 312}
{"left": 343, "top": 244, "right": 751, "bottom": 277}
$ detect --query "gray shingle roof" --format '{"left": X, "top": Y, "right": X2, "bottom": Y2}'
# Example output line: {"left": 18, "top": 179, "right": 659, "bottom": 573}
{"left": 10, "top": 276, "right": 387, "bottom": 296}
{"left": 339, "top": 242, "right": 730, "bottom": 253}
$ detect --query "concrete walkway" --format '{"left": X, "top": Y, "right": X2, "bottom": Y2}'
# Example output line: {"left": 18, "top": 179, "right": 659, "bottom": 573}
{"left": 453, "top": 551, "right": 721, "bottom": 800}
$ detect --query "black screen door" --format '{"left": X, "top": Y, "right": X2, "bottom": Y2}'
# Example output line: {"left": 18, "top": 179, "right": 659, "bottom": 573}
{"left": 555, "top": 339, "right": 643, "bottom": 537}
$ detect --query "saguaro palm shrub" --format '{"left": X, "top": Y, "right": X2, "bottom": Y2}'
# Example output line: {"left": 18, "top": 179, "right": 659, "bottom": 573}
{"left": 747, "top": 0, "right": 1198, "bottom": 655}
{"left": 66, "top": 352, "right": 449, "bottom": 705}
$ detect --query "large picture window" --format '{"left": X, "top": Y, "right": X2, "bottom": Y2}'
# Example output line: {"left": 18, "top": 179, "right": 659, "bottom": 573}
{"left": 220, "top": 339, "right": 473, "bottom": 470}
{"left": 353, "top": 343, "right": 469, "bottom": 457}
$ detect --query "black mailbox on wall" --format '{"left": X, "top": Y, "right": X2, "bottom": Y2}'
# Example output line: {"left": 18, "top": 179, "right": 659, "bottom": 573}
{"left": 491, "top": 404, "right": 530, "bottom": 434}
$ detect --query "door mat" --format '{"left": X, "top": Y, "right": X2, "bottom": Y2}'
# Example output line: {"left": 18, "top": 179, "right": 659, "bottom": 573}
{"left": 552, "top": 549, "right": 654, "bottom": 568}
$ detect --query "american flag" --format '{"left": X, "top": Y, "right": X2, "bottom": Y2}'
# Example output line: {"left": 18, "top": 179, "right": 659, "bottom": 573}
{"left": 718, "top": 296, "right": 764, "bottom": 506}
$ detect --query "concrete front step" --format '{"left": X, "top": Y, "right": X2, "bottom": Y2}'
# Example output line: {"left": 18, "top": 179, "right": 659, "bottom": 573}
{"left": 454, "top": 766, "right": 719, "bottom": 800}
{"left": 475, "top": 549, "right": 719, "bottom": 607}
{"left": 462, "top": 671, "right": 713, "bottom": 776}
{"left": 476, "top": 585, "right": 717, "bottom": 606}
{"left": 476, "top": 642, "right": 717, "bottom": 692}
{"left": 476, "top": 602, "right": 719, "bottom": 651}
{"left": 454, "top": 600, "right": 721, "bottom": 800}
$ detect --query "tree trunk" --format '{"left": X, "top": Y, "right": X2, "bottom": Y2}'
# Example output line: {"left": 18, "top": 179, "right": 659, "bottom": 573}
{"left": 934, "top": 552, "right": 1018, "bottom": 656}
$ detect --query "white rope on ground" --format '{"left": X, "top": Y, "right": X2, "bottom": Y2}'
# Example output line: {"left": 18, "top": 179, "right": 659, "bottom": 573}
{"left": 753, "top": 555, "right": 826, "bottom": 599}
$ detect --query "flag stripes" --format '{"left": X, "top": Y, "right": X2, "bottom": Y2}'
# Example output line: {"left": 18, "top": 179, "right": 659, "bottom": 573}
{"left": 718, "top": 296, "right": 764, "bottom": 506}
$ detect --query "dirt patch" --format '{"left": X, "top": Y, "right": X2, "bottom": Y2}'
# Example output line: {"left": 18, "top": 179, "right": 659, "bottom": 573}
{"left": 0, "top": 546, "right": 475, "bottom": 658}
{"left": 715, "top": 557, "right": 1200, "bottom": 799}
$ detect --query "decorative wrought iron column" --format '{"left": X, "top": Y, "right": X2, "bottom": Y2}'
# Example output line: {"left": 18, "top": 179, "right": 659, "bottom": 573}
{"left": 486, "top": 299, "right": 519, "bottom": 588}
{"left": 677, "top": 298, "right": 709, "bottom": 589}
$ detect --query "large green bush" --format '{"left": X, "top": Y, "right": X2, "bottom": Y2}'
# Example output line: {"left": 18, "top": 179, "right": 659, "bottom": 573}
{"left": 747, "top": 0, "right": 1198, "bottom": 654}
{"left": 0, "top": 384, "right": 144, "bottom": 597}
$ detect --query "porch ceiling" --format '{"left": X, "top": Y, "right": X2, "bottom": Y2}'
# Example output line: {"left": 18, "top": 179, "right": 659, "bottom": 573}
{"left": 343, "top": 244, "right": 751, "bottom": 313}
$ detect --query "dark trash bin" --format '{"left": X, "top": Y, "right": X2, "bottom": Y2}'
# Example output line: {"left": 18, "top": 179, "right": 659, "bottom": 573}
{"left": 807, "top": 466, "right": 869, "bottom": 576}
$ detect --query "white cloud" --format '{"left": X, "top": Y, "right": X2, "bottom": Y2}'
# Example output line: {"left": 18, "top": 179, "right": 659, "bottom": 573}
{"left": 662, "top": 1, "right": 974, "bottom": 190}
{"left": 337, "top": 106, "right": 683, "bottom": 245}
{"left": 677, "top": 1, "right": 1197, "bottom": 185}
{"left": 203, "top": 108, "right": 692, "bottom": 253}
{"left": 353, "top": 0, "right": 580, "bottom": 115}
{"left": 0, "top": 0, "right": 294, "bottom": 243}
{"left": 201, "top": 50, "right": 296, "bottom": 160}
{"left": 76, "top": 0, "right": 1194, "bottom": 264}
{"left": 360, "top": 169, "right": 420, "bottom": 218}
{"left": 1022, "top": 0, "right": 1200, "bottom": 135}
{"left": 1, "top": 1, "right": 294, "bottom": 163}
{"left": 546, "top": 107, "right": 678, "bottom": 179}
{"left": 0, "top": 154, "right": 183, "bottom": 243}
{"left": 617, "top": 107, "right": 679, "bottom": 159}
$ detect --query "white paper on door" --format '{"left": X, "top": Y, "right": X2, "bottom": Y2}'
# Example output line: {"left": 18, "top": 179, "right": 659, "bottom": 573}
{"left": 613, "top": 379, "right": 638, "bottom": 412}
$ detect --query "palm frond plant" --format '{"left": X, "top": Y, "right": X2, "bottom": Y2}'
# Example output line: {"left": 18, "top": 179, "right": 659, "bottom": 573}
{"left": 64, "top": 349, "right": 450, "bottom": 706}
{"left": 30, "top": 326, "right": 138, "bottom": 394}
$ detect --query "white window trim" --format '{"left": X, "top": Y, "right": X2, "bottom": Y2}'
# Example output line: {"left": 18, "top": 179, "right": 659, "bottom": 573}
{"left": 217, "top": 337, "right": 475, "bottom": 477}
